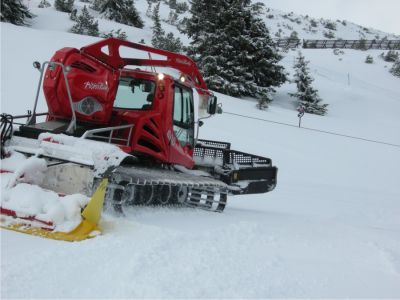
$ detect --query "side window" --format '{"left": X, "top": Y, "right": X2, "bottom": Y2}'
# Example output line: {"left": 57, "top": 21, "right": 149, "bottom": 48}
{"left": 173, "top": 85, "right": 194, "bottom": 147}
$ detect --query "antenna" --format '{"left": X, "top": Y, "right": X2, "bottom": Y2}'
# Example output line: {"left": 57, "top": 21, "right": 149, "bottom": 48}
{"left": 147, "top": 53, "right": 157, "bottom": 73}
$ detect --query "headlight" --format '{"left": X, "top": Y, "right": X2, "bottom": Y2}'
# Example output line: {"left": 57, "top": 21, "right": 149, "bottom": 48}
{"left": 157, "top": 73, "right": 165, "bottom": 80}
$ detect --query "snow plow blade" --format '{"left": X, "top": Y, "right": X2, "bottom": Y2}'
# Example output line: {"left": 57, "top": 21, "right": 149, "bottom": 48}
{"left": 1, "top": 179, "right": 108, "bottom": 242}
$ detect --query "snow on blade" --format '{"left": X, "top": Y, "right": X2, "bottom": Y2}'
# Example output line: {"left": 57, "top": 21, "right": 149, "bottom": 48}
{"left": 37, "top": 133, "right": 133, "bottom": 176}
{"left": 1, "top": 152, "right": 89, "bottom": 232}
{"left": 1, "top": 183, "right": 89, "bottom": 232}
{"left": 6, "top": 156, "right": 47, "bottom": 188}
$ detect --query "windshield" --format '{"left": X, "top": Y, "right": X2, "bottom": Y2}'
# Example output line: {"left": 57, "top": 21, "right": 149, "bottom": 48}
{"left": 114, "top": 77, "right": 156, "bottom": 110}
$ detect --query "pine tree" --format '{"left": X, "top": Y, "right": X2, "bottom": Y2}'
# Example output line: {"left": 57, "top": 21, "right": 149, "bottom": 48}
{"left": 324, "top": 30, "right": 335, "bottom": 39}
{"left": 1, "top": 0, "right": 33, "bottom": 25}
{"left": 161, "top": 32, "right": 183, "bottom": 52}
{"left": 310, "top": 19, "right": 318, "bottom": 27}
{"left": 382, "top": 50, "right": 399, "bottom": 62}
{"left": 55, "top": 0, "right": 74, "bottom": 12}
{"left": 290, "top": 52, "right": 328, "bottom": 116}
{"left": 151, "top": 2, "right": 164, "bottom": 47}
{"left": 151, "top": 2, "right": 182, "bottom": 52}
{"left": 91, "top": 0, "right": 104, "bottom": 11}
{"left": 69, "top": 8, "right": 77, "bottom": 20}
{"left": 145, "top": 0, "right": 153, "bottom": 17}
{"left": 100, "top": 0, "right": 144, "bottom": 28}
{"left": 168, "top": 0, "right": 176, "bottom": 9}
{"left": 356, "top": 38, "right": 368, "bottom": 51}
{"left": 324, "top": 21, "right": 337, "bottom": 31}
{"left": 38, "top": 0, "right": 51, "bottom": 8}
{"left": 166, "top": 10, "right": 178, "bottom": 25}
{"left": 289, "top": 31, "right": 299, "bottom": 40}
{"left": 365, "top": 55, "right": 374, "bottom": 64}
{"left": 70, "top": 6, "right": 99, "bottom": 37}
{"left": 175, "top": 2, "right": 188, "bottom": 13}
{"left": 185, "top": 0, "right": 286, "bottom": 100}
{"left": 256, "top": 92, "right": 273, "bottom": 110}
{"left": 102, "top": 28, "right": 127, "bottom": 40}
{"left": 390, "top": 59, "right": 400, "bottom": 77}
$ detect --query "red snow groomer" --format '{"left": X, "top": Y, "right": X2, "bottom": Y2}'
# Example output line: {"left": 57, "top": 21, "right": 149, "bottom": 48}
{"left": 1, "top": 38, "right": 277, "bottom": 237}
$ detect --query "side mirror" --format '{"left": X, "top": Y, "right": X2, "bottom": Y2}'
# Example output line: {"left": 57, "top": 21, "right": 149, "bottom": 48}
{"left": 33, "top": 61, "right": 41, "bottom": 70}
{"left": 207, "top": 95, "right": 218, "bottom": 115}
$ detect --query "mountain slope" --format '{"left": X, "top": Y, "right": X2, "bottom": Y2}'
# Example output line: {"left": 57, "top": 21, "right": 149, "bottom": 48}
{"left": 24, "top": 0, "right": 400, "bottom": 46}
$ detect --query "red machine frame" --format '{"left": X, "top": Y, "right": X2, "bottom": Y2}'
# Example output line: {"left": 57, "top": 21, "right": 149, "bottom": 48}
{"left": 41, "top": 38, "right": 213, "bottom": 169}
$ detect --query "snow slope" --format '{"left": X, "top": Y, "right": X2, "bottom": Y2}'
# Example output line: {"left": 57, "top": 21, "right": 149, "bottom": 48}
{"left": 19, "top": 0, "right": 400, "bottom": 47}
{"left": 1, "top": 2, "right": 400, "bottom": 298}
{"left": 258, "top": 8, "right": 400, "bottom": 40}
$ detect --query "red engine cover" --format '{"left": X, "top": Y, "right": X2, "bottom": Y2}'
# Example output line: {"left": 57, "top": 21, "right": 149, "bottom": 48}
{"left": 43, "top": 47, "right": 118, "bottom": 124}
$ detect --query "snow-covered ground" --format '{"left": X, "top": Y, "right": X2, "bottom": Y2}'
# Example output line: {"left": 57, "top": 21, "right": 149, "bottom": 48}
{"left": 1, "top": 1, "right": 400, "bottom": 298}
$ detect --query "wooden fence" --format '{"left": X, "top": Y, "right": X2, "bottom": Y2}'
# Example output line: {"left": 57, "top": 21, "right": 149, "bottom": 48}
{"left": 274, "top": 39, "right": 400, "bottom": 50}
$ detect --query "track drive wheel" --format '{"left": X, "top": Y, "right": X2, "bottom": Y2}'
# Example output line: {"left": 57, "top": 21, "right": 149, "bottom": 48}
{"left": 146, "top": 185, "right": 172, "bottom": 205}
{"left": 110, "top": 180, "right": 132, "bottom": 214}
{"left": 169, "top": 186, "right": 189, "bottom": 205}
{"left": 133, "top": 185, "right": 154, "bottom": 206}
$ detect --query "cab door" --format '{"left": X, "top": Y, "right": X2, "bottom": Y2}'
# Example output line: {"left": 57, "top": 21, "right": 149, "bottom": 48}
{"left": 168, "top": 84, "right": 195, "bottom": 168}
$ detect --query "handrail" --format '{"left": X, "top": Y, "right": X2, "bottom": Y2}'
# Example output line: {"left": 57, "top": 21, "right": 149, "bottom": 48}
{"left": 81, "top": 124, "right": 134, "bottom": 146}
{"left": 28, "top": 61, "right": 77, "bottom": 134}
{"left": 13, "top": 112, "right": 48, "bottom": 120}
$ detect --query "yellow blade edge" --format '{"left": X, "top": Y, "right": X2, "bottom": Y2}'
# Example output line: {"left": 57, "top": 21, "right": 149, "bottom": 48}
{"left": 81, "top": 178, "right": 108, "bottom": 224}
{"left": 1, "top": 178, "right": 108, "bottom": 242}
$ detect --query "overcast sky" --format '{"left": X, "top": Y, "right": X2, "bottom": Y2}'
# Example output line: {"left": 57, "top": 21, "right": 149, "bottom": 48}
{"left": 263, "top": 0, "right": 400, "bottom": 36}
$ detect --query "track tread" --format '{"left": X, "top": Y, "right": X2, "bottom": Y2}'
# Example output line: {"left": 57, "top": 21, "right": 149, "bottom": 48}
{"left": 108, "top": 166, "right": 228, "bottom": 212}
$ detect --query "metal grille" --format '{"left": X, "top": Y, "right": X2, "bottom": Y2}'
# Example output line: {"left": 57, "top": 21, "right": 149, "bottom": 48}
{"left": 194, "top": 145, "right": 224, "bottom": 160}
{"left": 197, "top": 139, "right": 231, "bottom": 150}
{"left": 194, "top": 140, "right": 271, "bottom": 168}
{"left": 223, "top": 150, "right": 271, "bottom": 166}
